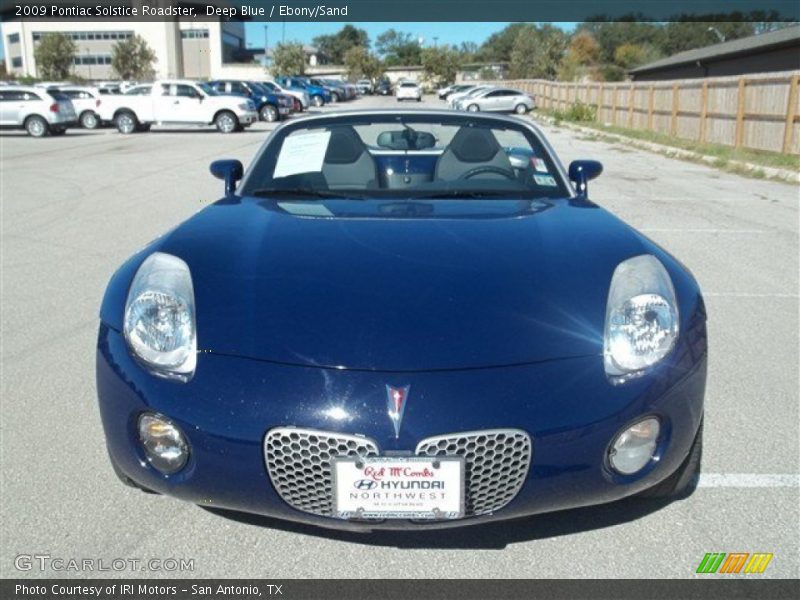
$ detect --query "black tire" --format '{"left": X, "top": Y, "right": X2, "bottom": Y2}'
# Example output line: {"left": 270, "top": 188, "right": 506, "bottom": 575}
{"left": 331, "top": 92, "right": 340, "bottom": 103}
{"left": 640, "top": 420, "right": 703, "bottom": 499}
{"left": 311, "top": 94, "right": 324, "bottom": 107}
{"left": 214, "top": 110, "right": 238, "bottom": 133}
{"left": 80, "top": 110, "right": 99, "bottom": 129}
{"left": 51, "top": 127, "right": 67, "bottom": 135}
{"left": 115, "top": 111, "right": 138, "bottom": 134}
{"left": 260, "top": 104, "right": 278, "bottom": 123}
{"left": 514, "top": 103, "right": 528, "bottom": 115}
{"left": 467, "top": 104, "right": 480, "bottom": 112}
{"left": 25, "top": 115, "right": 49, "bottom": 137}
{"left": 137, "top": 123, "right": 151, "bottom": 132}
{"left": 417, "top": 97, "right": 422, "bottom": 102}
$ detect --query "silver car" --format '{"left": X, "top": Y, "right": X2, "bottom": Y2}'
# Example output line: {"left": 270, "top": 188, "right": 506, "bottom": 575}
{"left": 0, "top": 86, "right": 77, "bottom": 137}
{"left": 459, "top": 88, "right": 535, "bottom": 115}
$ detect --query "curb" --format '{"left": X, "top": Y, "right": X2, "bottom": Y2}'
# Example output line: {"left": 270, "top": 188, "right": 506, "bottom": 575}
{"left": 529, "top": 114, "right": 800, "bottom": 185}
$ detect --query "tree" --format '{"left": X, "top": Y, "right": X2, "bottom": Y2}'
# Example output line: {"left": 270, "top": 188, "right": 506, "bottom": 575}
{"left": 613, "top": 42, "right": 662, "bottom": 70}
{"left": 111, "top": 35, "right": 156, "bottom": 80}
{"left": 509, "top": 25, "right": 567, "bottom": 80}
{"left": 270, "top": 42, "right": 306, "bottom": 76}
{"left": 34, "top": 33, "right": 76, "bottom": 80}
{"left": 660, "top": 21, "right": 754, "bottom": 55}
{"left": 313, "top": 24, "right": 369, "bottom": 64}
{"left": 375, "top": 29, "right": 422, "bottom": 65}
{"left": 577, "top": 20, "right": 664, "bottom": 63}
{"left": 479, "top": 23, "right": 529, "bottom": 62}
{"left": 343, "top": 46, "right": 384, "bottom": 81}
{"left": 558, "top": 31, "right": 601, "bottom": 81}
{"left": 421, "top": 46, "right": 462, "bottom": 86}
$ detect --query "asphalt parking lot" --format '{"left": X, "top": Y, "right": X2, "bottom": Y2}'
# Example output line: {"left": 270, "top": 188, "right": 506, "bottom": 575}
{"left": 1, "top": 93, "right": 798, "bottom": 579}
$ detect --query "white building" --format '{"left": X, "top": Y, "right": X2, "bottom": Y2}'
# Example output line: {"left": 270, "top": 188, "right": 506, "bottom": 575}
{"left": 1, "top": 1, "right": 246, "bottom": 80}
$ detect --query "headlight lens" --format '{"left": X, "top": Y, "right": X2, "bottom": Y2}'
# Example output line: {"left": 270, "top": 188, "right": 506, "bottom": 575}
{"left": 604, "top": 255, "right": 678, "bottom": 379}
{"left": 124, "top": 252, "right": 196, "bottom": 380}
{"left": 138, "top": 413, "right": 189, "bottom": 474}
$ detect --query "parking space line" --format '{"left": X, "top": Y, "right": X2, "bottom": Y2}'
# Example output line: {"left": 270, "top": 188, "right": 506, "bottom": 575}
{"left": 698, "top": 474, "right": 800, "bottom": 488}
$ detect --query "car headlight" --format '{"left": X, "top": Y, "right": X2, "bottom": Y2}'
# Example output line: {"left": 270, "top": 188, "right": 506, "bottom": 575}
{"left": 124, "top": 252, "right": 196, "bottom": 381}
{"left": 604, "top": 255, "right": 678, "bottom": 380}
{"left": 240, "top": 102, "right": 254, "bottom": 111}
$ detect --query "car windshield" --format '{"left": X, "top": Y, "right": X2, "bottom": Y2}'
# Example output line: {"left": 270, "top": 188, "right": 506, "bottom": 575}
{"left": 241, "top": 114, "right": 569, "bottom": 200}
{"left": 400, "top": 82, "right": 418, "bottom": 88}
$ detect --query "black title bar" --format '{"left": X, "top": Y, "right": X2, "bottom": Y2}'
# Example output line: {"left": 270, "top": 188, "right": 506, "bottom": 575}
{"left": 1, "top": 0, "right": 799, "bottom": 22}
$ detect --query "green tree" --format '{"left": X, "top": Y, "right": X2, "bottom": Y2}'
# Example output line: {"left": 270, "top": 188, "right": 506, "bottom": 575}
{"left": 421, "top": 46, "right": 462, "bottom": 86}
{"left": 270, "top": 42, "right": 306, "bottom": 76}
{"left": 111, "top": 35, "right": 157, "bottom": 80}
{"left": 577, "top": 20, "right": 664, "bottom": 63}
{"left": 34, "top": 33, "right": 76, "bottom": 80}
{"left": 613, "top": 42, "right": 662, "bottom": 70}
{"left": 343, "top": 46, "right": 384, "bottom": 81}
{"left": 479, "top": 23, "right": 529, "bottom": 62}
{"left": 660, "top": 21, "right": 754, "bottom": 55}
{"left": 313, "top": 24, "right": 370, "bottom": 64}
{"left": 375, "top": 29, "right": 422, "bottom": 65}
{"left": 509, "top": 25, "right": 567, "bottom": 80}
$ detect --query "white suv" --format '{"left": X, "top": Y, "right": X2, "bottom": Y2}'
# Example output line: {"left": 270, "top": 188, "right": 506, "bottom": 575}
{"left": 396, "top": 81, "right": 422, "bottom": 102}
{"left": 0, "top": 86, "right": 77, "bottom": 137}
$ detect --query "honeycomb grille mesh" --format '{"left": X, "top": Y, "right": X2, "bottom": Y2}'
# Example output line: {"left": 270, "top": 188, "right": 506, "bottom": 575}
{"left": 264, "top": 427, "right": 531, "bottom": 519}
{"left": 265, "top": 428, "right": 379, "bottom": 517}
{"left": 416, "top": 430, "right": 531, "bottom": 516}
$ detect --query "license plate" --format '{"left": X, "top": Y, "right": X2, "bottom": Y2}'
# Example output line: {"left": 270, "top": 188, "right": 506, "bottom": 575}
{"left": 332, "top": 456, "right": 464, "bottom": 520}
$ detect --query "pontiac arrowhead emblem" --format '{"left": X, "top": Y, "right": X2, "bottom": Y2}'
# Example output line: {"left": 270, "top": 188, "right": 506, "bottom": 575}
{"left": 386, "top": 384, "right": 410, "bottom": 439}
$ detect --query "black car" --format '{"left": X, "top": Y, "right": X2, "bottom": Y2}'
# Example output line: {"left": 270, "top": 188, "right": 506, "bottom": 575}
{"left": 376, "top": 80, "right": 392, "bottom": 96}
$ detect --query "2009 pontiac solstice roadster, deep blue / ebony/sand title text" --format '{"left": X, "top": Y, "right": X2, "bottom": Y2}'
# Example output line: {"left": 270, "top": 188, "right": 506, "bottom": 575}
{"left": 97, "top": 110, "right": 706, "bottom": 530}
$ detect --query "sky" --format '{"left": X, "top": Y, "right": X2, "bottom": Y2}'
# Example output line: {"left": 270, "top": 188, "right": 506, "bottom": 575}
{"left": 245, "top": 21, "right": 578, "bottom": 51}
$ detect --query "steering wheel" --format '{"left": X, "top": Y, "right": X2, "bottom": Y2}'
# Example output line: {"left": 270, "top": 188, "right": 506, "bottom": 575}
{"left": 458, "top": 165, "right": 517, "bottom": 180}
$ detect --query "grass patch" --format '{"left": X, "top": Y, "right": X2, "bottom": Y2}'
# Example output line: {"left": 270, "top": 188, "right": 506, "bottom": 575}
{"left": 536, "top": 109, "right": 800, "bottom": 173}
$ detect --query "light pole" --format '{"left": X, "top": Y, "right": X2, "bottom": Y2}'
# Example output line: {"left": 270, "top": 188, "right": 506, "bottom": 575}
{"left": 433, "top": 36, "right": 438, "bottom": 47}
{"left": 85, "top": 47, "right": 92, "bottom": 80}
{"left": 264, "top": 25, "right": 269, "bottom": 66}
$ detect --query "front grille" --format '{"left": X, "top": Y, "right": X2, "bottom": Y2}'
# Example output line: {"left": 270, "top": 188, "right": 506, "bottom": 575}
{"left": 416, "top": 430, "right": 531, "bottom": 516}
{"left": 265, "top": 428, "right": 379, "bottom": 517}
{"left": 265, "top": 427, "right": 531, "bottom": 519}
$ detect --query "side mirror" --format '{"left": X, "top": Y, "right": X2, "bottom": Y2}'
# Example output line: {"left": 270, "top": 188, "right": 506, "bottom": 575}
{"left": 210, "top": 159, "right": 243, "bottom": 196}
{"left": 568, "top": 160, "right": 603, "bottom": 197}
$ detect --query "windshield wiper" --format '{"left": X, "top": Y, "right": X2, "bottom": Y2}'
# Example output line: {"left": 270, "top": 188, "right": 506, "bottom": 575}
{"left": 250, "top": 188, "right": 366, "bottom": 200}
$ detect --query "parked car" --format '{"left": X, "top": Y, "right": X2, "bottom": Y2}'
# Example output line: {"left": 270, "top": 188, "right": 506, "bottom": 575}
{"left": 96, "top": 80, "right": 258, "bottom": 134}
{"left": 0, "top": 86, "right": 77, "bottom": 137}
{"left": 396, "top": 81, "right": 422, "bottom": 102}
{"left": 438, "top": 83, "right": 473, "bottom": 100}
{"left": 376, "top": 80, "right": 392, "bottom": 96}
{"left": 448, "top": 85, "right": 494, "bottom": 108}
{"left": 209, "top": 80, "right": 292, "bottom": 122}
{"left": 275, "top": 76, "right": 331, "bottom": 107}
{"left": 122, "top": 84, "right": 153, "bottom": 96}
{"left": 262, "top": 80, "right": 309, "bottom": 111}
{"left": 458, "top": 88, "right": 535, "bottom": 115}
{"left": 97, "top": 110, "right": 707, "bottom": 531}
{"left": 51, "top": 86, "right": 103, "bottom": 129}
{"left": 356, "top": 79, "right": 374, "bottom": 95}
{"left": 305, "top": 78, "right": 346, "bottom": 103}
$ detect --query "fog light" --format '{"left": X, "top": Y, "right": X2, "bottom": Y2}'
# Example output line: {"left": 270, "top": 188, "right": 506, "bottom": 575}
{"left": 609, "top": 418, "right": 660, "bottom": 475}
{"left": 138, "top": 413, "right": 188, "bottom": 474}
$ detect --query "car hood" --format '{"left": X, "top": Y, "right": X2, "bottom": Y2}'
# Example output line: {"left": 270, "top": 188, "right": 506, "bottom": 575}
{"left": 130, "top": 197, "right": 654, "bottom": 371}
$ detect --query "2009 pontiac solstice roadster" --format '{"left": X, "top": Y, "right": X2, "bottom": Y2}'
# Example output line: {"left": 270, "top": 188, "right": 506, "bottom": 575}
{"left": 97, "top": 110, "right": 706, "bottom": 530}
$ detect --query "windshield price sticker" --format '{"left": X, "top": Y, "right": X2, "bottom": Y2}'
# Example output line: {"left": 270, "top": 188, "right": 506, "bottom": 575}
{"left": 273, "top": 130, "right": 331, "bottom": 178}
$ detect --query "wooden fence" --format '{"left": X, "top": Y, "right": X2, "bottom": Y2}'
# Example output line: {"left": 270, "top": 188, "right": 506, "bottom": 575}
{"left": 491, "top": 71, "right": 800, "bottom": 155}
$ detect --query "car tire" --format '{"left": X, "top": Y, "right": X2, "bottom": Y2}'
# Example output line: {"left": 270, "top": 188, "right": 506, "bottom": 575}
{"left": 25, "top": 115, "right": 49, "bottom": 137}
{"left": 417, "top": 97, "right": 422, "bottom": 102}
{"left": 311, "top": 94, "right": 324, "bottom": 107}
{"left": 137, "top": 123, "right": 151, "bottom": 132}
{"left": 80, "top": 110, "right": 99, "bottom": 129}
{"left": 51, "top": 127, "right": 67, "bottom": 135}
{"left": 331, "top": 92, "right": 340, "bottom": 103}
{"left": 115, "top": 111, "right": 138, "bottom": 134}
{"left": 514, "top": 103, "right": 528, "bottom": 115}
{"left": 260, "top": 104, "right": 278, "bottom": 123}
{"left": 640, "top": 420, "right": 703, "bottom": 499}
{"left": 467, "top": 104, "right": 480, "bottom": 112}
{"left": 214, "top": 110, "right": 238, "bottom": 134}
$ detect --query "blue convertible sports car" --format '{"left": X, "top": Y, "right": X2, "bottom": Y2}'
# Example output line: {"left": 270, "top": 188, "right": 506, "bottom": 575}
{"left": 97, "top": 110, "right": 707, "bottom": 530}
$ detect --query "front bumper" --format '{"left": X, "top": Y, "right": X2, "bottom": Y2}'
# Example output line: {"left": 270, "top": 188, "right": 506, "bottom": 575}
{"left": 98, "top": 324, "right": 706, "bottom": 531}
